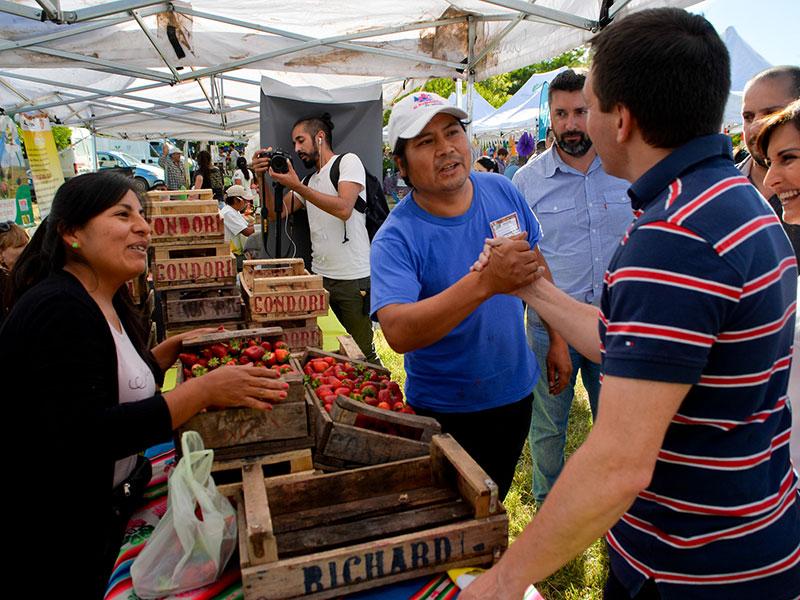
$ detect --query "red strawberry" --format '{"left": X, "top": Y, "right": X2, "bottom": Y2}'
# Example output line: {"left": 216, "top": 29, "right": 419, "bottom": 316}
{"left": 210, "top": 344, "right": 228, "bottom": 359}
{"left": 323, "top": 356, "right": 336, "bottom": 365}
{"left": 261, "top": 341, "right": 272, "bottom": 352}
{"left": 243, "top": 345, "right": 265, "bottom": 362}
{"left": 311, "top": 360, "right": 328, "bottom": 373}
{"left": 279, "top": 365, "right": 293, "bottom": 374}
{"left": 377, "top": 401, "right": 391, "bottom": 410}
{"left": 393, "top": 401, "right": 405, "bottom": 412}
{"left": 191, "top": 364, "right": 207, "bottom": 377}
{"left": 274, "top": 349, "right": 290, "bottom": 364}
{"left": 200, "top": 348, "right": 212, "bottom": 359}
{"left": 239, "top": 355, "right": 251, "bottom": 364}
{"left": 360, "top": 383, "right": 377, "bottom": 397}
{"left": 316, "top": 385, "right": 334, "bottom": 397}
{"left": 377, "top": 389, "right": 391, "bottom": 404}
{"left": 182, "top": 368, "right": 192, "bottom": 379}
{"left": 178, "top": 353, "right": 198, "bottom": 367}
{"left": 334, "top": 387, "right": 351, "bottom": 397}
{"left": 275, "top": 341, "right": 289, "bottom": 350}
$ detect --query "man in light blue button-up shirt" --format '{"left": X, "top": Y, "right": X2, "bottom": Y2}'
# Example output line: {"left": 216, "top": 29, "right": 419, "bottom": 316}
{"left": 512, "top": 69, "right": 631, "bottom": 502}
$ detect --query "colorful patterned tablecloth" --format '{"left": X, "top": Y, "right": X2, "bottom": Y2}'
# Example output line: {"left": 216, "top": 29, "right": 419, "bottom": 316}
{"left": 104, "top": 443, "right": 460, "bottom": 600}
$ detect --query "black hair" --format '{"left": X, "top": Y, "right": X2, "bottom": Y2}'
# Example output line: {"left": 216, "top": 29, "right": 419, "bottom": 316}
{"left": 236, "top": 156, "right": 252, "bottom": 182}
{"left": 391, "top": 119, "right": 468, "bottom": 189}
{"left": 748, "top": 65, "right": 800, "bottom": 98}
{"left": 590, "top": 7, "right": 730, "bottom": 149}
{"left": 548, "top": 69, "right": 586, "bottom": 103}
{"left": 10, "top": 172, "right": 155, "bottom": 370}
{"left": 197, "top": 149, "right": 213, "bottom": 180}
{"left": 475, "top": 156, "right": 499, "bottom": 173}
{"left": 496, "top": 147, "right": 508, "bottom": 157}
{"left": 293, "top": 112, "right": 335, "bottom": 149}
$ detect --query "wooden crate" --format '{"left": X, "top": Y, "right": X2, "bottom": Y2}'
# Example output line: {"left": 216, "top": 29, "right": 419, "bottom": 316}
{"left": 249, "top": 318, "right": 322, "bottom": 353}
{"left": 144, "top": 188, "right": 215, "bottom": 203}
{"left": 126, "top": 271, "right": 148, "bottom": 304}
{"left": 298, "top": 349, "right": 441, "bottom": 470}
{"left": 164, "top": 319, "right": 245, "bottom": 339}
{"left": 175, "top": 327, "right": 314, "bottom": 460}
{"left": 151, "top": 242, "right": 236, "bottom": 290}
{"left": 233, "top": 434, "right": 507, "bottom": 600}
{"left": 213, "top": 449, "right": 316, "bottom": 494}
{"left": 162, "top": 286, "right": 242, "bottom": 325}
{"left": 144, "top": 193, "right": 223, "bottom": 246}
{"left": 241, "top": 276, "right": 329, "bottom": 322}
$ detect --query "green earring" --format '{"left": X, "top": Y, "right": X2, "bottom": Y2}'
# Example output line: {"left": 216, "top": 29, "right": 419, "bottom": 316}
{"left": 71, "top": 241, "right": 80, "bottom": 249}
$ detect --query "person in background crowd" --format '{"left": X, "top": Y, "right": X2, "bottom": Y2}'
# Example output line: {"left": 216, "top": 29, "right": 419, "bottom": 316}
{"left": 158, "top": 144, "right": 187, "bottom": 191}
{"left": 0, "top": 220, "right": 29, "bottom": 320}
{"left": 758, "top": 98, "right": 800, "bottom": 483}
{"left": 193, "top": 150, "right": 225, "bottom": 202}
{"left": 253, "top": 113, "right": 380, "bottom": 363}
{"left": 512, "top": 68, "right": 631, "bottom": 504}
{"left": 464, "top": 8, "right": 799, "bottom": 599}
{"left": 473, "top": 156, "right": 500, "bottom": 173}
{"left": 230, "top": 146, "right": 240, "bottom": 174}
{"left": 495, "top": 147, "right": 509, "bottom": 174}
{"left": 0, "top": 172, "right": 286, "bottom": 599}
{"left": 372, "top": 91, "right": 569, "bottom": 499}
{"left": 233, "top": 156, "right": 257, "bottom": 208}
{"left": 220, "top": 184, "right": 255, "bottom": 268}
{"left": 545, "top": 127, "right": 556, "bottom": 150}
{"left": 739, "top": 66, "right": 800, "bottom": 262}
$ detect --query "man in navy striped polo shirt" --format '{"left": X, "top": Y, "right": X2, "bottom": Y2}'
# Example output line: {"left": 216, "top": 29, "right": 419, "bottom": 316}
{"left": 462, "top": 8, "right": 800, "bottom": 600}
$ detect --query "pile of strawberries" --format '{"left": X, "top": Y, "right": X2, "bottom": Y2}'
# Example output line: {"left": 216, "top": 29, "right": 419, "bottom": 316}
{"left": 304, "top": 355, "right": 413, "bottom": 415}
{"left": 179, "top": 337, "right": 295, "bottom": 379}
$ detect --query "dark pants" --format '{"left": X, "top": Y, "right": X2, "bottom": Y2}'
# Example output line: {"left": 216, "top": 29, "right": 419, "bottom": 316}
{"left": 604, "top": 567, "right": 660, "bottom": 600}
{"left": 323, "top": 276, "right": 380, "bottom": 364}
{"left": 414, "top": 394, "right": 533, "bottom": 499}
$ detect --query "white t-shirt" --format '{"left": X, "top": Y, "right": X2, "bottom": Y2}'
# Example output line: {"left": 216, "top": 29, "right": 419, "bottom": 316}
{"left": 219, "top": 203, "right": 249, "bottom": 252}
{"left": 303, "top": 153, "right": 370, "bottom": 279}
{"left": 788, "top": 278, "right": 800, "bottom": 487}
{"left": 109, "top": 321, "right": 156, "bottom": 488}
{"left": 233, "top": 169, "right": 254, "bottom": 199}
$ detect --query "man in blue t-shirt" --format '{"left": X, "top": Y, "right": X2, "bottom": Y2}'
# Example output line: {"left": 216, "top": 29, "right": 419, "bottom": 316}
{"left": 462, "top": 9, "right": 800, "bottom": 600}
{"left": 372, "top": 92, "right": 570, "bottom": 498}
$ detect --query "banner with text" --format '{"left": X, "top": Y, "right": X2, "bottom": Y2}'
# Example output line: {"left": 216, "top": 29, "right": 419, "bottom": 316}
{"left": 19, "top": 113, "right": 64, "bottom": 220}
{"left": 0, "top": 115, "right": 35, "bottom": 225}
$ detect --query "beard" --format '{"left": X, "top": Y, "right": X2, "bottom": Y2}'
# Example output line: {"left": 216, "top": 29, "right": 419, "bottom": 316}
{"left": 556, "top": 130, "right": 593, "bottom": 157}
{"left": 298, "top": 149, "right": 319, "bottom": 169}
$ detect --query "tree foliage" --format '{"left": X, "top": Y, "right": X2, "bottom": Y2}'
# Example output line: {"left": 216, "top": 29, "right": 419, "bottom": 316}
{"left": 506, "top": 47, "right": 589, "bottom": 96}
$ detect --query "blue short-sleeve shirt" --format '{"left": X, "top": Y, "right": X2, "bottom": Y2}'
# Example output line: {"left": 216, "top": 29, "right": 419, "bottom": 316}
{"left": 370, "top": 172, "right": 540, "bottom": 412}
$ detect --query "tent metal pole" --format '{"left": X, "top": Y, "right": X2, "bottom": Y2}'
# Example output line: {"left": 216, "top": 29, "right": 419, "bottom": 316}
{"left": 66, "top": 0, "right": 166, "bottom": 24}
{"left": 33, "top": 0, "right": 59, "bottom": 22}
{"left": 2, "top": 75, "right": 207, "bottom": 116}
{"left": 480, "top": 0, "right": 597, "bottom": 30}
{"left": 609, "top": 0, "right": 635, "bottom": 20}
{"left": 456, "top": 79, "right": 463, "bottom": 110}
{"left": 60, "top": 96, "right": 231, "bottom": 129}
{"left": 469, "top": 9, "right": 528, "bottom": 70}
{"left": 173, "top": 7, "right": 466, "bottom": 80}
{"left": 0, "top": 1, "right": 46, "bottom": 21}
{"left": 130, "top": 9, "right": 181, "bottom": 81}
{"left": 91, "top": 123, "right": 98, "bottom": 171}
{"left": 20, "top": 45, "right": 176, "bottom": 82}
{"left": 0, "top": 77, "right": 32, "bottom": 104}
{"left": 0, "top": 5, "right": 168, "bottom": 53}
{"left": 466, "top": 16, "right": 476, "bottom": 140}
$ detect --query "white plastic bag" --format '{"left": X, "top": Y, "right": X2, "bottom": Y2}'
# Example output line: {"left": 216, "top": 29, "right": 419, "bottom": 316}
{"left": 131, "top": 431, "right": 237, "bottom": 598}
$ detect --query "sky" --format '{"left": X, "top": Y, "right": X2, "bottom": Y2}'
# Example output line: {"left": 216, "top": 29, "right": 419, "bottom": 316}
{"left": 689, "top": 0, "right": 800, "bottom": 66}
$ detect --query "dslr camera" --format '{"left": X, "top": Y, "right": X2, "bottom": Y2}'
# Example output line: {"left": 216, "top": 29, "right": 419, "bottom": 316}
{"left": 259, "top": 149, "right": 292, "bottom": 174}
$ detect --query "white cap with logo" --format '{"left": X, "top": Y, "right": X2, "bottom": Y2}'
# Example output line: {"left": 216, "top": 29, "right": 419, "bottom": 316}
{"left": 225, "top": 184, "right": 247, "bottom": 198}
{"left": 387, "top": 92, "right": 468, "bottom": 153}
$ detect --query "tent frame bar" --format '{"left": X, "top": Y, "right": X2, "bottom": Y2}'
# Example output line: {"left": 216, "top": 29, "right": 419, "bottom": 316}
{"left": 479, "top": 0, "right": 597, "bottom": 31}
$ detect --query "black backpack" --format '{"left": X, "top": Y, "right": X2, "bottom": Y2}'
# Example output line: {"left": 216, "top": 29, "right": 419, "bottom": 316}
{"left": 304, "top": 153, "right": 390, "bottom": 242}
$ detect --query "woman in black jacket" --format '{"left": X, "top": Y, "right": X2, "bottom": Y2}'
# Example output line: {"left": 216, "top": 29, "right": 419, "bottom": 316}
{"left": 0, "top": 172, "right": 286, "bottom": 598}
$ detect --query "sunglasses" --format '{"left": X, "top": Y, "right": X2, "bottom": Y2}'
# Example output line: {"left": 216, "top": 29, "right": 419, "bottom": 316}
{"left": 0, "top": 221, "right": 14, "bottom": 233}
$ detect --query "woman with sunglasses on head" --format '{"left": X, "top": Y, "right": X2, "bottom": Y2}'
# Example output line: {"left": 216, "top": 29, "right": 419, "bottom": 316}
{"left": 757, "top": 98, "right": 800, "bottom": 483}
{"left": 0, "top": 172, "right": 287, "bottom": 598}
{"left": 0, "top": 220, "right": 29, "bottom": 322}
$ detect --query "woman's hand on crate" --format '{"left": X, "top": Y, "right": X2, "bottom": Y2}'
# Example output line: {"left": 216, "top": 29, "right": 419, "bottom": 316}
{"left": 164, "top": 363, "right": 288, "bottom": 428}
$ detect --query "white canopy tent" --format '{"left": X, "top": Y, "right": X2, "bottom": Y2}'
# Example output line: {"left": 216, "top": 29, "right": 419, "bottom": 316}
{"left": 0, "top": 0, "right": 700, "bottom": 140}
{"left": 471, "top": 66, "right": 566, "bottom": 136}
{"left": 721, "top": 26, "right": 772, "bottom": 132}
{"left": 448, "top": 88, "right": 495, "bottom": 121}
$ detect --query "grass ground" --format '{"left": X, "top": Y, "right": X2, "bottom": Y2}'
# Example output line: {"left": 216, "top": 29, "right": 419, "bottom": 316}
{"left": 372, "top": 328, "right": 607, "bottom": 600}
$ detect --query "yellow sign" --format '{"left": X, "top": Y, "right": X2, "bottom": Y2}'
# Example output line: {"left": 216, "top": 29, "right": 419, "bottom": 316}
{"left": 19, "top": 113, "right": 64, "bottom": 219}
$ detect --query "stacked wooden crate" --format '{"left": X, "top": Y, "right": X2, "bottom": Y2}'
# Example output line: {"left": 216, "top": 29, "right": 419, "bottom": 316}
{"left": 240, "top": 259, "right": 328, "bottom": 352}
{"left": 145, "top": 189, "right": 243, "bottom": 336}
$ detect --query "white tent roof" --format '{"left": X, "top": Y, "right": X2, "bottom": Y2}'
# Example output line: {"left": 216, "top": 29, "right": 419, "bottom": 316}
{"left": 720, "top": 26, "right": 772, "bottom": 131}
{"left": 0, "top": 0, "right": 700, "bottom": 139}
{"left": 447, "top": 89, "right": 495, "bottom": 122}
{"left": 472, "top": 66, "right": 566, "bottom": 135}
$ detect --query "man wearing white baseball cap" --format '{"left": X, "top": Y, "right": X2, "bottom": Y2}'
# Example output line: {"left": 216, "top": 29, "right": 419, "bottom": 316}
{"left": 370, "top": 92, "right": 569, "bottom": 498}
{"left": 220, "top": 184, "right": 255, "bottom": 268}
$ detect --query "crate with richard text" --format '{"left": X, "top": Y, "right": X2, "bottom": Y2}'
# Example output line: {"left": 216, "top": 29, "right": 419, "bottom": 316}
{"left": 174, "top": 326, "right": 314, "bottom": 461}
{"left": 295, "top": 348, "right": 441, "bottom": 471}
{"left": 230, "top": 433, "right": 507, "bottom": 600}
{"left": 241, "top": 259, "right": 329, "bottom": 323}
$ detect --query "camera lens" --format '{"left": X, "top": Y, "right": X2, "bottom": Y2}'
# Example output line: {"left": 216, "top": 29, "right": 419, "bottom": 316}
{"left": 271, "top": 154, "right": 289, "bottom": 174}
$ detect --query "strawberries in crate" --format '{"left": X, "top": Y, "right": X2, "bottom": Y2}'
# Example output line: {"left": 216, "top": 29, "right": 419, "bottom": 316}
{"left": 178, "top": 334, "right": 295, "bottom": 378}
{"left": 303, "top": 356, "right": 413, "bottom": 415}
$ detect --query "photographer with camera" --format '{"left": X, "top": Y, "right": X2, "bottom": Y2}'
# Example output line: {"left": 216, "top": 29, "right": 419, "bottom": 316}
{"left": 252, "top": 113, "right": 379, "bottom": 364}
